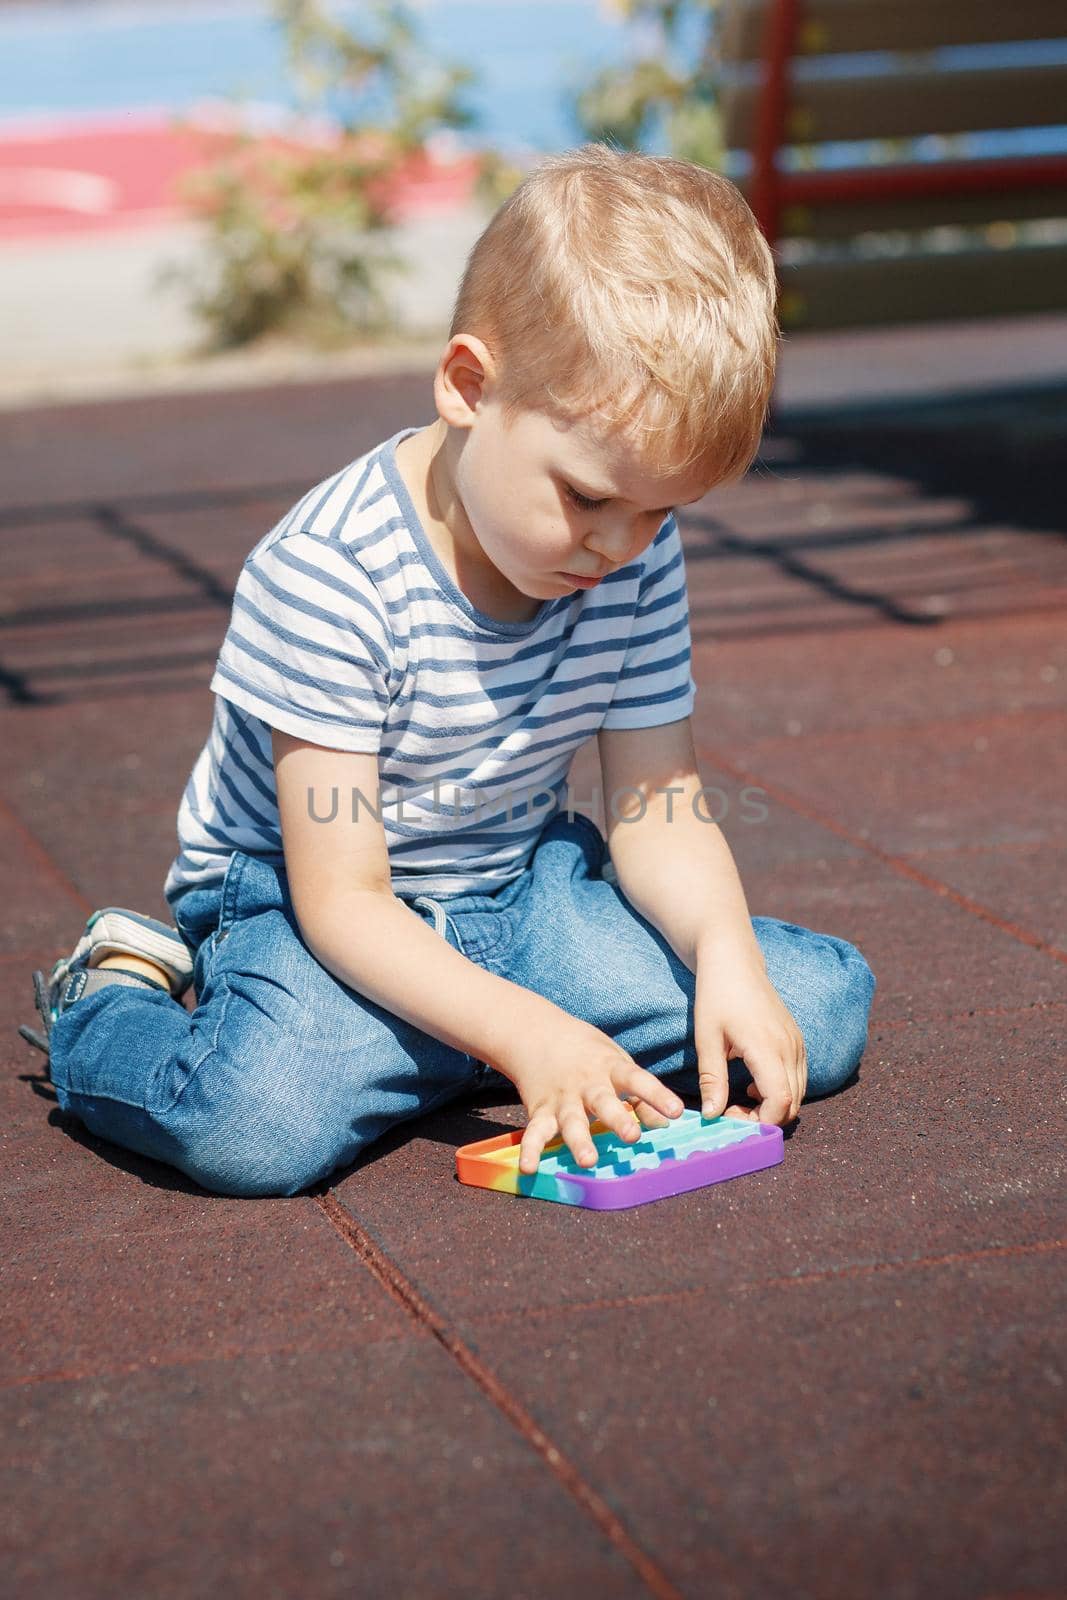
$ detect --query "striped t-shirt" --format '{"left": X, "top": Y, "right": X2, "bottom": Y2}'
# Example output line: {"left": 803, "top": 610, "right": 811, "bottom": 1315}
{"left": 163, "top": 425, "right": 697, "bottom": 908}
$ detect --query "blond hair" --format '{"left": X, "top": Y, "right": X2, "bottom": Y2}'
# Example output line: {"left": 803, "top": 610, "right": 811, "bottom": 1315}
{"left": 449, "top": 142, "right": 780, "bottom": 487}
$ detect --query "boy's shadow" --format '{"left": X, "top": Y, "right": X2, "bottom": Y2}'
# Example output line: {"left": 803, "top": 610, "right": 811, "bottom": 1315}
{"left": 329, "top": 1063, "right": 838, "bottom": 1196}
{"left": 21, "top": 1060, "right": 841, "bottom": 1200}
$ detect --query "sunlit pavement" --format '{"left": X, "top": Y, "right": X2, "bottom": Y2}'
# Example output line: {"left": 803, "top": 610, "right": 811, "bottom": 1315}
{"left": 0, "top": 203, "right": 488, "bottom": 397}
{"left": 3, "top": 317, "right": 1065, "bottom": 1598}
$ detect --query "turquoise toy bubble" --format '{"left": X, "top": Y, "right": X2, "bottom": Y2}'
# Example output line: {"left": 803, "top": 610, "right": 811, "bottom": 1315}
{"left": 456, "top": 1106, "right": 783, "bottom": 1209}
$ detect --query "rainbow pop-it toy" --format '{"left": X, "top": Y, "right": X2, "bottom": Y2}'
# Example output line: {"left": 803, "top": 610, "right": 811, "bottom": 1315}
{"left": 455, "top": 1106, "right": 783, "bottom": 1209}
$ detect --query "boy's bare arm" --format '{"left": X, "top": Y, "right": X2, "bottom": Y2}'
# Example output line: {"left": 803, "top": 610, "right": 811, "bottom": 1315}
{"left": 271, "top": 729, "right": 558, "bottom": 1069}
{"left": 271, "top": 730, "right": 686, "bottom": 1168}
{"left": 301, "top": 882, "right": 553, "bottom": 1069}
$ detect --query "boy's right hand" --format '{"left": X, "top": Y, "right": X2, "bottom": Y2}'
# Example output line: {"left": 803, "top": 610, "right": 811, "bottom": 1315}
{"left": 495, "top": 1011, "right": 687, "bottom": 1175}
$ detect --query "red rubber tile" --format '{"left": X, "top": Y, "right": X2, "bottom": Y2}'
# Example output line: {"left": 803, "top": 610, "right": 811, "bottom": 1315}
{"left": 797, "top": 523, "right": 1067, "bottom": 625}
{"left": 683, "top": 455, "right": 1067, "bottom": 634}
{"left": 1, "top": 374, "right": 430, "bottom": 505}
{"left": 565, "top": 735, "right": 865, "bottom": 874}
{"left": 0, "top": 692, "right": 212, "bottom": 920}
{"left": 464, "top": 1250, "right": 1065, "bottom": 1600}
{"left": 0, "top": 690, "right": 209, "bottom": 806}
{"left": 1, "top": 605, "right": 224, "bottom": 705}
{"left": 733, "top": 851, "right": 1064, "bottom": 1019}
{"left": 701, "top": 711, "right": 1067, "bottom": 859}
{"left": 1, "top": 1203, "right": 412, "bottom": 1387}
{"left": 0, "top": 499, "right": 288, "bottom": 588}
{"left": 689, "top": 612, "right": 1066, "bottom": 744}
{"left": 0, "top": 813, "right": 86, "bottom": 956}
{"left": 895, "top": 840, "right": 1066, "bottom": 954}
{"left": 2, "top": 357, "right": 1065, "bottom": 1599}
{"left": 3, "top": 1341, "right": 649, "bottom": 1600}
{"left": 10, "top": 824, "right": 181, "bottom": 932}
{"left": 0, "top": 515, "right": 206, "bottom": 604}
{"left": 773, "top": 310, "right": 1067, "bottom": 409}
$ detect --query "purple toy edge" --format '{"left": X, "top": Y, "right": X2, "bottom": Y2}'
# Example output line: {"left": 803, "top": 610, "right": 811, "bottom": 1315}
{"left": 566, "top": 1123, "right": 784, "bottom": 1210}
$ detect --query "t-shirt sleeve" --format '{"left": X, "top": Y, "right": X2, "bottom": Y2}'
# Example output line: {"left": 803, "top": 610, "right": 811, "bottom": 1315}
{"left": 600, "top": 512, "right": 697, "bottom": 729}
{"left": 208, "top": 529, "right": 392, "bottom": 752}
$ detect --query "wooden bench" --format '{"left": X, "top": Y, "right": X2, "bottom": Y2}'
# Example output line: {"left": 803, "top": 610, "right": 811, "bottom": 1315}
{"left": 718, "top": 0, "right": 1067, "bottom": 328}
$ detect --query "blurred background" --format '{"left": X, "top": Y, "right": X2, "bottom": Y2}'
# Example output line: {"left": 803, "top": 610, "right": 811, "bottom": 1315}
{"left": 0, "top": 0, "right": 702, "bottom": 396}
{"left": 2, "top": 0, "right": 1065, "bottom": 402}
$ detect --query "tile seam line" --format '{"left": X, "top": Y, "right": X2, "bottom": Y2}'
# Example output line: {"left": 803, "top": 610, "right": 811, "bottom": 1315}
{"left": 695, "top": 738, "right": 1067, "bottom": 967}
{"left": 0, "top": 790, "right": 92, "bottom": 915}
{"left": 710, "top": 703, "right": 1066, "bottom": 748}
{"left": 0, "top": 479, "right": 314, "bottom": 528}
{"left": 468, "top": 1238, "right": 1067, "bottom": 1330}
{"left": 686, "top": 598, "right": 1067, "bottom": 642}
{"left": 312, "top": 1190, "right": 684, "bottom": 1600}
{"left": 7, "top": 1239, "right": 1060, "bottom": 1395}
{"left": 5, "top": 677, "right": 214, "bottom": 713}
{"left": 897, "top": 838, "right": 1067, "bottom": 860}
{"left": 871, "top": 997, "right": 1065, "bottom": 1028}
{"left": 0, "top": 1330, "right": 412, "bottom": 1393}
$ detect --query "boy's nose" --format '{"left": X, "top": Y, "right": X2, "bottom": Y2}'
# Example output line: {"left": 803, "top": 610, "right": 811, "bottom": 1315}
{"left": 584, "top": 515, "right": 646, "bottom": 567}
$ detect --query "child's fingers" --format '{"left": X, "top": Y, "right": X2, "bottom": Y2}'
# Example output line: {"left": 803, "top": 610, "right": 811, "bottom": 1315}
{"left": 588, "top": 1090, "right": 642, "bottom": 1144}
{"left": 782, "top": 1058, "right": 802, "bottom": 1121}
{"left": 518, "top": 1110, "right": 558, "bottom": 1175}
{"left": 779, "top": 1057, "right": 803, "bottom": 1122}
{"left": 742, "top": 1075, "right": 799, "bottom": 1126}
{"left": 630, "top": 1071, "right": 686, "bottom": 1120}
{"left": 519, "top": 1072, "right": 686, "bottom": 1177}
{"left": 558, "top": 1102, "right": 600, "bottom": 1168}
{"left": 777, "top": 1041, "right": 805, "bottom": 1120}
{"left": 743, "top": 1049, "right": 794, "bottom": 1125}
{"left": 630, "top": 1096, "right": 672, "bottom": 1129}
{"left": 697, "top": 1050, "right": 730, "bottom": 1119}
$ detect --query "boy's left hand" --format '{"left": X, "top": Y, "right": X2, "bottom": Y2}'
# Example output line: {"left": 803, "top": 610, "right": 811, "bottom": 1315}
{"left": 631, "top": 945, "right": 807, "bottom": 1130}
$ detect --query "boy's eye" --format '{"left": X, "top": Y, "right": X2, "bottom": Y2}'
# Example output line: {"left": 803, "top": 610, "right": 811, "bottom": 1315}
{"left": 565, "top": 484, "right": 676, "bottom": 517}
{"left": 565, "top": 485, "right": 607, "bottom": 512}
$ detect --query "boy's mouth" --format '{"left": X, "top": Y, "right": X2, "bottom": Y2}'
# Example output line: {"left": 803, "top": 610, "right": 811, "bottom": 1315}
{"left": 560, "top": 570, "right": 606, "bottom": 588}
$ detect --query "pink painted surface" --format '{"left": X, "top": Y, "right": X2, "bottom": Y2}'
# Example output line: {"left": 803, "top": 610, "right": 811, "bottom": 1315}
{"left": 0, "top": 112, "right": 481, "bottom": 241}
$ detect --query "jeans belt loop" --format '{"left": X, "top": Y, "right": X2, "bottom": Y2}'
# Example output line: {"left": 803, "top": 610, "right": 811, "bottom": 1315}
{"left": 412, "top": 894, "right": 461, "bottom": 950}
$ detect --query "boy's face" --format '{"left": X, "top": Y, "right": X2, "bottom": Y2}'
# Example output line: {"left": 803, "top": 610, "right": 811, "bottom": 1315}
{"left": 436, "top": 340, "right": 711, "bottom": 601}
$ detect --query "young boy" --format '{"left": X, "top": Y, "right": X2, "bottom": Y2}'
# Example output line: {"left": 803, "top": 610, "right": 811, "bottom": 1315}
{"left": 20, "top": 144, "right": 876, "bottom": 1197}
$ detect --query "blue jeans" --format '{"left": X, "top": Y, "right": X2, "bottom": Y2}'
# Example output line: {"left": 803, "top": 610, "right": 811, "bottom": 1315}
{"left": 47, "top": 813, "right": 877, "bottom": 1197}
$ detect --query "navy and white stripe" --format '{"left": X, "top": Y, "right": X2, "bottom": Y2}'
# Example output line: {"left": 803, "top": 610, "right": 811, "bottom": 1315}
{"left": 164, "top": 426, "right": 696, "bottom": 906}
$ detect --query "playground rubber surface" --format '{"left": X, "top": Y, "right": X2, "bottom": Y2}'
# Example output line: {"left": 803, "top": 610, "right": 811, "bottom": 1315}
{"left": 2, "top": 320, "right": 1065, "bottom": 1599}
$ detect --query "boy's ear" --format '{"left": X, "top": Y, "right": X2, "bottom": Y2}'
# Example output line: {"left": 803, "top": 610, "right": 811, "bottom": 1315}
{"left": 435, "top": 335, "right": 494, "bottom": 428}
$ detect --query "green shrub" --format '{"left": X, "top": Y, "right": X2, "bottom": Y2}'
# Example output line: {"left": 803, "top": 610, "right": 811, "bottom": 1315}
{"left": 172, "top": 0, "right": 485, "bottom": 349}
{"left": 574, "top": 1, "right": 725, "bottom": 171}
